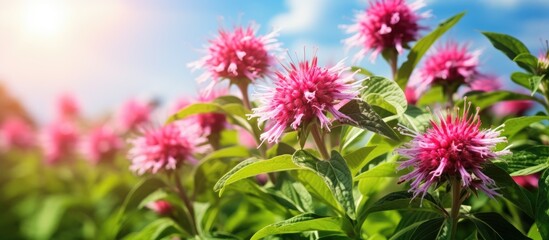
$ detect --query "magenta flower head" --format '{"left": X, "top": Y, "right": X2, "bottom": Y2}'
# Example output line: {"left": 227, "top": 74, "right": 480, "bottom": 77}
{"left": 41, "top": 120, "right": 79, "bottom": 164}
{"left": 188, "top": 24, "right": 281, "bottom": 89}
{"left": 0, "top": 117, "right": 35, "bottom": 151}
{"left": 119, "top": 99, "right": 153, "bottom": 132}
{"left": 397, "top": 102, "right": 510, "bottom": 199}
{"left": 172, "top": 89, "right": 228, "bottom": 135}
{"left": 512, "top": 174, "right": 539, "bottom": 190}
{"left": 468, "top": 75, "right": 502, "bottom": 93}
{"left": 418, "top": 42, "right": 480, "bottom": 91}
{"left": 249, "top": 54, "right": 361, "bottom": 144}
{"left": 146, "top": 200, "right": 173, "bottom": 215}
{"left": 492, "top": 100, "right": 533, "bottom": 117}
{"left": 128, "top": 122, "right": 208, "bottom": 175}
{"left": 81, "top": 125, "right": 124, "bottom": 164}
{"left": 55, "top": 93, "right": 80, "bottom": 121}
{"left": 342, "top": 0, "right": 429, "bottom": 62}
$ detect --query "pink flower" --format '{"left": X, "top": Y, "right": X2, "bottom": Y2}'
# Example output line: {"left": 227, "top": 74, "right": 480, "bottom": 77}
{"left": 0, "top": 117, "right": 35, "bottom": 151}
{"left": 342, "top": 0, "right": 429, "bottom": 62}
{"left": 146, "top": 200, "right": 173, "bottom": 215}
{"left": 538, "top": 51, "right": 549, "bottom": 73}
{"left": 119, "top": 99, "right": 153, "bottom": 132}
{"left": 512, "top": 174, "right": 539, "bottom": 190}
{"left": 492, "top": 100, "right": 533, "bottom": 117}
{"left": 56, "top": 93, "right": 79, "bottom": 120}
{"left": 237, "top": 127, "right": 257, "bottom": 148}
{"left": 397, "top": 102, "right": 509, "bottom": 199}
{"left": 41, "top": 121, "right": 79, "bottom": 164}
{"left": 128, "top": 122, "right": 208, "bottom": 175}
{"left": 188, "top": 24, "right": 281, "bottom": 89}
{"left": 81, "top": 125, "right": 124, "bottom": 164}
{"left": 418, "top": 42, "right": 479, "bottom": 92}
{"left": 172, "top": 89, "right": 228, "bottom": 135}
{"left": 468, "top": 75, "right": 502, "bottom": 92}
{"left": 405, "top": 87, "right": 419, "bottom": 105}
{"left": 249, "top": 55, "right": 361, "bottom": 144}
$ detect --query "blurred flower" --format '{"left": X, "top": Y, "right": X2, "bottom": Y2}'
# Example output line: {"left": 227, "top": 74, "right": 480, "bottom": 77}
{"left": 41, "top": 120, "right": 79, "bottom": 164}
{"left": 249, "top": 55, "right": 361, "bottom": 144}
{"left": 172, "top": 89, "right": 228, "bottom": 136}
{"left": 256, "top": 173, "right": 269, "bottom": 186}
{"left": 188, "top": 24, "right": 281, "bottom": 89}
{"left": 146, "top": 200, "right": 172, "bottom": 215}
{"left": 512, "top": 174, "right": 539, "bottom": 190}
{"left": 119, "top": 99, "right": 152, "bottom": 132}
{"left": 237, "top": 126, "right": 257, "bottom": 148}
{"left": 128, "top": 122, "right": 208, "bottom": 175}
{"left": 405, "top": 87, "right": 419, "bottom": 105}
{"left": 418, "top": 42, "right": 479, "bottom": 92}
{"left": 81, "top": 125, "right": 124, "bottom": 164}
{"left": 0, "top": 117, "right": 35, "bottom": 151}
{"left": 492, "top": 100, "right": 533, "bottom": 117}
{"left": 468, "top": 75, "right": 502, "bottom": 92}
{"left": 342, "top": 0, "right": 428, "bottom": 62}
{"left": 55, "top": 93, "right": 80, "bottom": 121}
{"left": 397, "top": 102, "right": 509, "bottom": 199}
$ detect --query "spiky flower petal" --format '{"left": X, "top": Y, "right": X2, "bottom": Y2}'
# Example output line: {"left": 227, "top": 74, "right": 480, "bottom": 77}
{"left": 342, "top": 0, "right": 428, "bottom": 62}
{"left": 128, "top": 122, "right": 207, "bottom": 175}
{"left": 81, "top": 125, "right": 124, "bottom": 164}
{"left": 249, "top": 54, "right": 361, "bottom": 144}
{"left": 189, "top": 24, "right": 281, "bottom": 89}
{"left": 397, "top": 102, "right": 509, "bottom": 199}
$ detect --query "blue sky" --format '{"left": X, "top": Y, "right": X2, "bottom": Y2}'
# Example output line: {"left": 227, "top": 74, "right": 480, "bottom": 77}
{"left": 0, "top": 0, "right": 548, "bottom": 123}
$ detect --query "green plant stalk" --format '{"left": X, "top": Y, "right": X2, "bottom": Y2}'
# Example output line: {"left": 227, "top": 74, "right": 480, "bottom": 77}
{"left": 390, "top": 54, "right": 398, "bottom": 81}
{"left": 173, "top": 173, "right": 199, "bottom": 236}
{"left": 448, "top": 177, "right": 462, "bottom": 240}
{"left": 540, "top": 80, "right": 549, "bottom": 113}
{"left": 311, "top": 125, "right": 330, "bottom": 160}
{"left": 236, "top": 81, "right": 252, "bottom": 111}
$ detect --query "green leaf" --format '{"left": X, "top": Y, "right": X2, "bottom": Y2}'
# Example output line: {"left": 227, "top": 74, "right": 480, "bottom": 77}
{"left": 469, "top": 212, "right": 530, "bottom": 240}
{"left": 483, "top": 163, "right": 535, "bottom": 218}
{"left": 362, "top": 76, "right": 407, "bottom": 117}
{"left": 502, "top": 116, "right": 549, "bottom": 137}
{"left": 351, "top": 66, "right": 374, "bottom": 77}
{"left": 167, "top": 103, "right": 223, "bottom": 123}
{"left": 514, "top": 53, "right": 539, "bottom": 74}
{"left": 390, "top": 217, "right": 445, "bottom": 240}
{"left": 292, "top": 170, "right": 342, "bottom": 214}
{"left": 200, "top": 146, "right": 250, "bottom": 163}
{"left": 499, "top": 146, "right": 549, "bottom": 176}
{"left": 399, "top": 105, "right": 432, "bottom": 133}
{"left": 482, "top": 32, "right": 531, "bottom": 72}
{"left": 536, "top": 170, "right": 549, "bottom": 239}
{"left": 396, "top": 12, "right": 465, "bottom": 88}
{"left": 250, "top": 213, "right": 348, "bottom": 240}
{"left": 461, "top": 90, "right": 541, "bottom": 110}
{"left": 121, "top": 177, "right": 168, "bottom": 214}
{"left": 338, "top": 99, "right": 399, "bottom": 141}
{"left": 511, "top": 72, "right": 532, "bottom": 90}
{"left": 529, "top": 75, "right": 544, "bottom": 96}
{"left": 214, "top": 155, "right": 300, "bottom": 195}
{"left": 365, "top": 191, "right": 442, "bottom": 215}
{"left": 27, "top": 195, "right": 73, "bottom": 240}
{"left": 292, "top": 150, "right": 356, "bottom": 219}
{"left": 124, "top": 218, "right": 186, "bottom": 240}
{"left": 354, "top": 162, "right": 400, "bottom": 180}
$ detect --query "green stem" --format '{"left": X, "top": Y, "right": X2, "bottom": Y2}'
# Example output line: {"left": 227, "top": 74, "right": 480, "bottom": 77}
{"left": 311, "top": 125, "right": 330, "bottom": 160}
{"left": 173, "top": 173, "right": 198, "bottom": 236}
{"left": 540, "top": 81, "right": 549, "bottom": 114}
{"left": 236, "top": 82, "right": 252, "bottom": 111}
{"left": 448, "top": 177, "right": 462, "bottom": 240}
{"left": 390, "top": 54, "right": 398, "bottom": 81}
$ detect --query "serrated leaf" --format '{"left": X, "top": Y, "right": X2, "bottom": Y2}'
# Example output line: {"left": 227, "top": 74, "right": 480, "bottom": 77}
{"left": 483, "top": 163, "right": 535, "bottom": 218}
{"left": 502, "top": 116, "right": 549, "bottom": 137}
{"left": 214, "top": 155, "right": 299, "bottom": 195}
{"left": 470, "top": 212, "right": 530, "bottom": 240}
{"left": 396, "top": 12, "right": 465, "bottom": 88}
{"left": 482, "top": 32, "right": 531, "bottom": 72}
{"left": 399, "top": 105, "right": 432, "bottom": 133}
{"left": 390, "top": 217, "right": 445, "bottom": 240}
{"left": 536, "top": 170, "right": 549, "bottom": 239}
{"left": 362, "top": 76, "right": 407, "bottom": 117}
{"left": 250, "top": 213, "right": 347, "bottom": 240}
{"left": 499, "top": 146, "right": 549, "bottom": 176}
{"left": 292, "top": 150, "right": 356, "bottom": 219}
{"left": 338, "top": 99, "right": 399, "bottom": 141}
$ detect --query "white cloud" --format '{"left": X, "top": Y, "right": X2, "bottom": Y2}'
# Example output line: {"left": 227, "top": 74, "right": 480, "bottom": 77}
{"left": 270, "top": 0, "right": 329, "bottom": 34}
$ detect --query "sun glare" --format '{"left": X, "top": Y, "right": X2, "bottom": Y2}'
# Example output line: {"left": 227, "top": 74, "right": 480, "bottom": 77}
{"left": 22, "top": 1, "right": 68, "bottom": 38}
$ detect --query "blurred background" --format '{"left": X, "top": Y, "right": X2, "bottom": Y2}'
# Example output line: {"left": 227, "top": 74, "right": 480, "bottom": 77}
{"left": 0, "top": 0, "right": 548, "bottom": 123}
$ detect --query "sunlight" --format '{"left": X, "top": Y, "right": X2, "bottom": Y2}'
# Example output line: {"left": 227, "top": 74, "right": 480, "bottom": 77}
{"left": 22, "top": 1, "right": 68, "bottom": 39}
